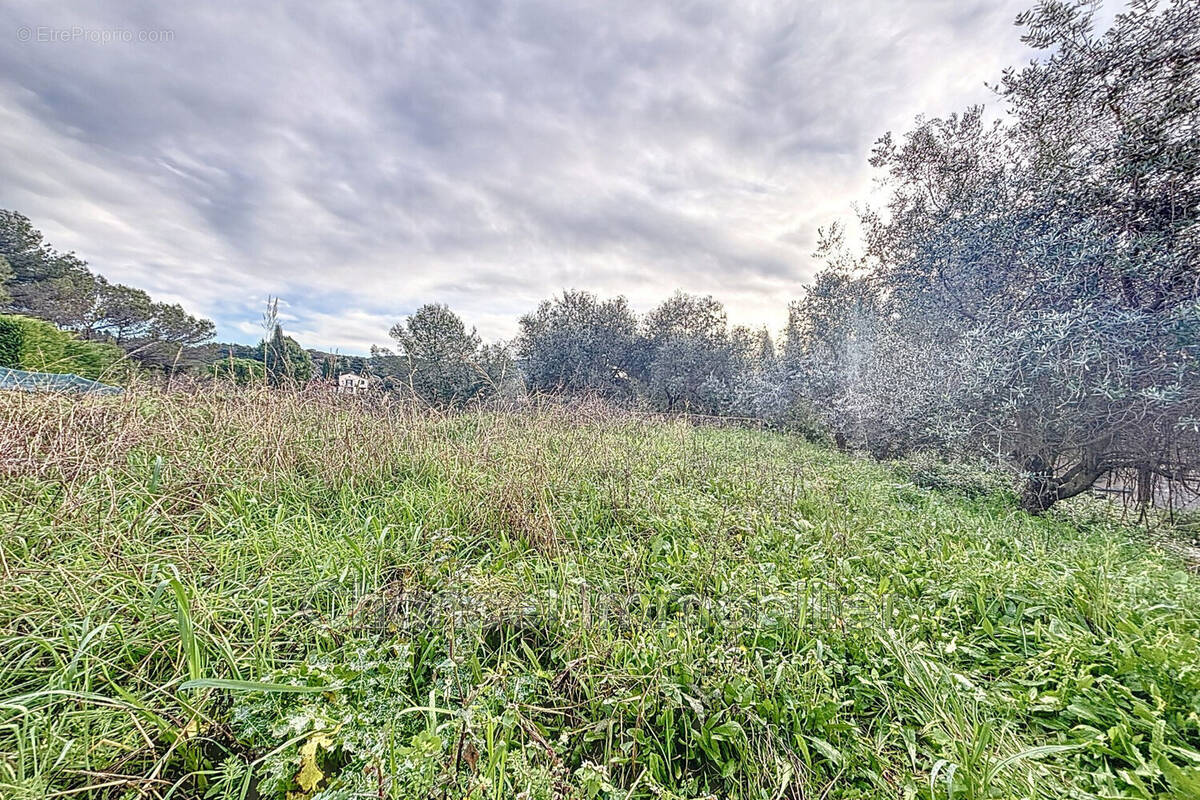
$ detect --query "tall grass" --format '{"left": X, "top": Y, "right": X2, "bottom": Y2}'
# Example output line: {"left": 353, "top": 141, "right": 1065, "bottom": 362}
{"left": 1, "top": 386, "right": 1198, "bottom": 799}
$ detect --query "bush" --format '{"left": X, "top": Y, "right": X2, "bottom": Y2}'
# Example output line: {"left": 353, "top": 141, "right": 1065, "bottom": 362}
{"left": 0, "top": 313, "right": 126, "bottom": 380}
{"left": 0, "top": 315, "right": 20, "bottom": 368}
{"left": 894, "top": 452, "right": 1014, "bottom": 500}
{"left": 208, "top": 356, "right": 266, "bottom": 385}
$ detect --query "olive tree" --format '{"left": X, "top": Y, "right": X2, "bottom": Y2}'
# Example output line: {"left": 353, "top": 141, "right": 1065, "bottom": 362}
{"left": 843, "top": 0, "right": 1200, "bottom": 512}
{"left": 389, "top": 303, "right": 488, "bottom": 406}
{"left": 516, "top": 290, "right": 642, "bottom": 399}
{"left": 642, "top": 292, "right": 732, "bottom": 413}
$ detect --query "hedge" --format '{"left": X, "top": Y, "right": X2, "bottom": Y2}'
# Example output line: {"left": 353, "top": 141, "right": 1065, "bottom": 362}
{"left": 0, "top": 314, "right": 126, "bottom": 380}
{"left": 0, "top": 316, "right": 20, "bottom": 368}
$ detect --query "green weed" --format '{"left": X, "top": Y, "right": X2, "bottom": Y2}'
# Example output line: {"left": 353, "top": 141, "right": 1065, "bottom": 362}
{"left": 1, "top": 387, "right": 1198, "bottom": 798}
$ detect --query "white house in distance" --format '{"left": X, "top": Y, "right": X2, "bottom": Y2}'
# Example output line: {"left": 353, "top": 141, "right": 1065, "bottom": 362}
{"left": 337, "top": 372, "right": 370, "bottom": 394}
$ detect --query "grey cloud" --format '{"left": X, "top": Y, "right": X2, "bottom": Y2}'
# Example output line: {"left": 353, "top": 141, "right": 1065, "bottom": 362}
{"left": 0, "top": 0, "right": 1041, "bottom": 349}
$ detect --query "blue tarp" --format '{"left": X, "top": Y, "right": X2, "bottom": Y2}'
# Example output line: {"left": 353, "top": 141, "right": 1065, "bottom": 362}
{"left": 0, "top": 367, "right": 124, "bottom": 395}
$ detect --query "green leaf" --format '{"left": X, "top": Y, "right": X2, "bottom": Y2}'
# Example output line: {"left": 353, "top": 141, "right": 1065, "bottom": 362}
{"left": 180, "top": 678, "right": 341, "bottom": 694}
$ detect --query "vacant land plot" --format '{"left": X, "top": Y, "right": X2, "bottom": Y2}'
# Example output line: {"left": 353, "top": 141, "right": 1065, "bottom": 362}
{"left": 1, "top": 390, "right": 1198, "bottom": 799}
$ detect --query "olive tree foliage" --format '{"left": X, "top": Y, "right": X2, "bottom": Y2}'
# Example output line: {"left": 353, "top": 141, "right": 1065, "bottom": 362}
{"left": 798, "top": 0, "right": 1200, "bottom": 512}
{"left": 990, "top": 0, "right": 1200, "bottom": 510}
{"left": 642, "top": 292, "right": 734, "bottom": 413}
{"left": 726, "top": 324, "right": 793, "bottom": 422}
{"left": 777, "top": 227, "right": 948, "bottom": 449}
{"left": 388, "top": 303, "right": 502, "bottom": 406}
{"left": 782, "top": 231, "right": 873, "bottom": 446}
{"left": 517, "top": 290, "right": 642, "bottom": 399}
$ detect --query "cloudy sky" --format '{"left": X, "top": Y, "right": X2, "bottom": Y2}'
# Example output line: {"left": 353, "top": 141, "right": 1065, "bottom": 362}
{"left": 1, "top": 0, "right": 1043, "bottom": 353}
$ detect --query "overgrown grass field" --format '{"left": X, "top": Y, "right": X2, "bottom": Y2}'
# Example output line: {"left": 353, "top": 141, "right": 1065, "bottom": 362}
{"left": 1, "top": 389, "right": 1198, "bottom": 799}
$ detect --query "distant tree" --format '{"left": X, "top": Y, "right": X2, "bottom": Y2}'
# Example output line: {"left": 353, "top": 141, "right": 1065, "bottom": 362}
{"left": 0, "top": 255, "right": 12, "bottom": 306}
{"left": 313, "top": 351, "right": 367, "bottom": 380}
{"left": 755, "top": 329, "right": 775, "bottom": 370}
{"left": 212, "top": 342, "right": 261, "bottom": 361}
{"left": 725, "top": 324, "right": 806, "bottom": 426}
{"left": 642, "top": 292, "right": 732, "bottom": 413}
{"left": 260, "top": 323, "right": 314, "bottom": 385}
{"left": 780, "top": 227, "right": 927, "bottom": 452}
{"left": 91, "top": 281, "right": 153, "bottom": 342}
{"left": 388, "top": 303, "right": 488, "bottom": 406}
{"left": 517, "top": 290, "right": 641, "bottom": 398}
{"left": 8, "top": 266, "right": 98, "bottom": 331}
{"left": 0, "top": 210, "right": 80, "bottom": 287}
{"left": 729, "top": 325, "right": 775, "bottom": 383}
{"left": 0, "top": 210, "right": 100, "bottom": 327}
{"left": 476, "top": 341, "right": 524, "bottom": 401}
{"left": 315, "top": 352, "right": 337, "bottom": 379}
{"left": 122, "top": 302, "right": 217, "bottom": 372}
{"left": 368, "top": 344, "right": 405, "bottom": 388}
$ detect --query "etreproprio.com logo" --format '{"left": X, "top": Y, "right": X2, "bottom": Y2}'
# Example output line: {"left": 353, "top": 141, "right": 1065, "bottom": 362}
{"left": 16, "top": 25, "right": 175, "bottom": 44}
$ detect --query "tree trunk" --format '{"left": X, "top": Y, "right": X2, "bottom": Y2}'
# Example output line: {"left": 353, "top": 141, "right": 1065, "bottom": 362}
{"left": 1017, "top": 453, "right": 1108, "bottom": 515}
{"left": 1136, "top": 463, "right": 1153, "bottom": 506}
{"left": 1019, "top": 456, "right": 1058, "bottom": 514}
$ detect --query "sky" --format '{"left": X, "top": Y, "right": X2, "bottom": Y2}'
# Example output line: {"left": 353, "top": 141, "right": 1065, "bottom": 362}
{"left": 0, "top": 0, "right": 1045, "bottom": 354}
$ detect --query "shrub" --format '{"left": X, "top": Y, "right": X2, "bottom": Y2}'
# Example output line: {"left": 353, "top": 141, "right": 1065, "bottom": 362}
{"left": 208, "top": 356, "right": 266, "bottom": 385}
{"left": 894, "top": 452, "right": 1014, "bottom": 500}
{"left": 0, "top": 315, "right": 20, "bottom": 367}
{"left": 0, "top": 313, "right": 125, "bottom": 380}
